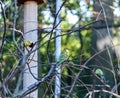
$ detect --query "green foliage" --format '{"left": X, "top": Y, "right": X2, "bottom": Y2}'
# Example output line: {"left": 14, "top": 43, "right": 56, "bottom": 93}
{"left": 1, "top": 0, "right": 120, "bottom": 97}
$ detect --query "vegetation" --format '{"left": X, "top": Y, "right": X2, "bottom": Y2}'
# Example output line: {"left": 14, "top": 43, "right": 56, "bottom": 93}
{"left": 0, "top": 0, "right": 120, "bottom": 97}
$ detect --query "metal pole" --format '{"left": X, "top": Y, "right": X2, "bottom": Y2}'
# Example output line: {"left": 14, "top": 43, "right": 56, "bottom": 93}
{"left": 23, "top": 1, "right": 38, "bottom": 98}
{"left": 55, "top": 0, "right": 62, "bottom": 98}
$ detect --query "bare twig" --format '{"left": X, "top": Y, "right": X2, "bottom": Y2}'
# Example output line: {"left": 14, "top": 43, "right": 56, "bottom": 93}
{"left": 84, "top": 89, "right": 120, "bottom": 98}
{"left": 12, "top": 0, "right": 24, "bottom": 55}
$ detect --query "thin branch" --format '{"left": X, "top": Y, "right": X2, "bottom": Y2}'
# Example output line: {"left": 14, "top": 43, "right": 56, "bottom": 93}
{"left": 30, "top": 20, "right": 100, "bottom": 55}
{"left": 13, "top": 64, "right": 55, "bottom": 97}
{"left": 84, "top": 89, "right": 120, "bottom": 98}
{"left": 110, "top": 82, "right": 120, "bottom": 98}
{"left": 46, "top": 0, "right": 67, "bottom": 64}
{"left": 12, "top": 0, "right": 24, "bottom": 55}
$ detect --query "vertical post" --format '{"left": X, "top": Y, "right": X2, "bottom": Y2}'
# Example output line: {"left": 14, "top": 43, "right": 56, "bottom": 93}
{"left": 23, "top": 1, "right": 38, "bottom": 98}
{"left": 55, "top": 0, "right": 62, "bottom": 98}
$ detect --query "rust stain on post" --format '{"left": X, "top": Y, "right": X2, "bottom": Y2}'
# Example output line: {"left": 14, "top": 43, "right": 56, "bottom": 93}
{"left": 18, "top": 0, "right": 45, "bottom": 4}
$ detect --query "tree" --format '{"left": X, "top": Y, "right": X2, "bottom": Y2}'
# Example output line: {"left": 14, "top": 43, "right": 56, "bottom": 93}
{"left": 0, "top": 0, "right": 120, "bottom": 98}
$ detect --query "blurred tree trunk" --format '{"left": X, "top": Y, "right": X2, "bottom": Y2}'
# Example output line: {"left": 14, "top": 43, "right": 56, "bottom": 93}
{"left": 91, "top": 0, "right": 116, "bottom": 97}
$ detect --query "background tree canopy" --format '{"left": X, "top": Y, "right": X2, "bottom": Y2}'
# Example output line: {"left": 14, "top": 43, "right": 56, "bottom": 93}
{"left": 1, "top": 0, "right": 120, "bottom": 97}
